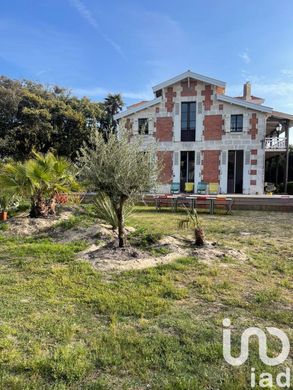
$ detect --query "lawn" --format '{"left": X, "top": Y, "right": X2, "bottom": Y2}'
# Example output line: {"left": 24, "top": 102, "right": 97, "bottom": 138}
{"left": 0, "top": 207, "right": 292, "bottom": 389}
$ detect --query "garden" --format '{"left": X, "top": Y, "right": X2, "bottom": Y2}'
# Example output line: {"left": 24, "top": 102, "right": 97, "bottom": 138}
{"left": 0, "top": 131, "right": 292, "bottom": 389}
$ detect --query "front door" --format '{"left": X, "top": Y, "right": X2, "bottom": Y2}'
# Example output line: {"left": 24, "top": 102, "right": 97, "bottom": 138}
{"left": 227, "top": 150, "right": 244, "bottom": 193}
{"left": 180, "top": 151, "right": 195, "bottom": 191}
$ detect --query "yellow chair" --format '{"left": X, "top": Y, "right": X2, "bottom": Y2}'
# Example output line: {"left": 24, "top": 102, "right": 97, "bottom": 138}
{"left": 184, "top": 182, "right": 194, "bottom": 193}
{"left": 209, "top": 183, "right": 219, "bottom": 195}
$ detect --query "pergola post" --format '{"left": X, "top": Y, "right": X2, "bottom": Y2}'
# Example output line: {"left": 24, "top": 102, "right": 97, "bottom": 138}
{"left": 284, "top": 123, "right": 289, "bottom": 194}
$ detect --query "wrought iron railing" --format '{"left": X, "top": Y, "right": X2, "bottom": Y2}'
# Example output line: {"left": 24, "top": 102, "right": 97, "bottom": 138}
{"left": 265, "top": 137, "right": 287, "bottom": 150}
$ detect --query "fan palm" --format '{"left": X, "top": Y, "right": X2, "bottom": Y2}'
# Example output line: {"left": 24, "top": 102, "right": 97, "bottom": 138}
{"left": 0, "top": 151, "right": 78, "bottom": 218}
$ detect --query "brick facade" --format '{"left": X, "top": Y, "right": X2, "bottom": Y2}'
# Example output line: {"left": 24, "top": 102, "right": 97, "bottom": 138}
{"left": 165, "top": 87, "right": 176, "bottom": 112}
{"left": 180, "top": 79, "right": 197, "bottom": 96}
{"left": 202, "top": 150, "right": 220, "bottom": 183}
{"left": 203, "top": 115, "right": 223, "bottom": 140}
{"left": 157, "top": 151, "right": 173, "bottom": 184}
{"left": 249, "top": 113, "right": 258, "bottom": 140}
{"left": 201, "top": 84, "right": 213, "bottom": 111}
{"left": 156, "top": 117, "right": 173, "bottom": 141}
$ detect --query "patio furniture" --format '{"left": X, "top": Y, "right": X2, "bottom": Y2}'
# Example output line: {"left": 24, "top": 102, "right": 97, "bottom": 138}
{"left": 208, "top": 182, "right": 219, "bottom": 195}
{"left": 213, "top": 197, "right": 233, "bottom": 214}
{"left": 171, "top": 182, "right": 180, "bottom": 194}
{"left": 197, "top": 181, "right": 208, "bottom": 194}
{"left": 184, "top": 182, "right": 194, "bottom": 193}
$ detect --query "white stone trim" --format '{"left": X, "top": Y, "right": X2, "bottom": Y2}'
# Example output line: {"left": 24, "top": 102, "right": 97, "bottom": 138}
{"left": 216, "top": 94, "right": 273, "bottom": 113}
{"left": 152, "top": 70, "right": 226, "bottom": 92}
{"left": 114, "top": 97, "right": 162, "bottom": 120}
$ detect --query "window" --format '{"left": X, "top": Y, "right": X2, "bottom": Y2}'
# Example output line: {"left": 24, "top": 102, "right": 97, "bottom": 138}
{"left": 231, "top": 114, "right": 243, "bottom": 132}
{"left": 138, "top": 118, "right": 149, "bottom": 134}
{"left": 181, "top": 102, "right": 196, "bottom": 141}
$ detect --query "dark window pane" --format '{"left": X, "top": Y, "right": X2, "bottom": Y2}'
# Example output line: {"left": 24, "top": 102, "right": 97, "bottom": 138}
{"left": 138, "top": 118, "right": 149, "bottom": 134}
{"left": 181, "top": 102, "right": 196, "bottom": 140}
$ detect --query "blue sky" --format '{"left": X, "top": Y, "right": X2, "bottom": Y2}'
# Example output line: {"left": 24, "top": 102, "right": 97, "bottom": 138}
{"left": 1, "top": 0, "right": 293, "bottom": 122}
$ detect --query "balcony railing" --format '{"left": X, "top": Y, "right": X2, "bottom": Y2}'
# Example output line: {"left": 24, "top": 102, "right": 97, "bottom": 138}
{"left": 265, "top": 137, "right": 287, "bottom": 151}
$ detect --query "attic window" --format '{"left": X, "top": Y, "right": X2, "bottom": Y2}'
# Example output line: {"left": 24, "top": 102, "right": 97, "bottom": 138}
{"left": 155, "top": 89, "right": 162, "bottom": 98}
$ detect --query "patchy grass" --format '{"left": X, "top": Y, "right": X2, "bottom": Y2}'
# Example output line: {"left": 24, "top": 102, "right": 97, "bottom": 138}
{"left": 0, "top": 206, "right": 292, "bottom": 389}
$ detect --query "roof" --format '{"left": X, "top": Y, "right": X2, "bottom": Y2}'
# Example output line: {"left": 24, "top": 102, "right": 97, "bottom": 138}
{"left": 216, "top": 94, "right": 273, "bottom": 113}
{"left": 127, "top": 100, "right": 148, "bottom": 109}
{"left": 152, "top": 70, "right": 226, "bottom": 92}
{"left": 270, "top": 110, "right": 293, "bottom": 122}
{"left": 114, "top": 97, "right": 162, "bottom": 120}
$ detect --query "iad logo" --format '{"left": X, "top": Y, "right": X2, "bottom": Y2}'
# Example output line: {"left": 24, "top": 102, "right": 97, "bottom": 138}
{"left": 222, "top": 318, "right": 291, "bottom": 388}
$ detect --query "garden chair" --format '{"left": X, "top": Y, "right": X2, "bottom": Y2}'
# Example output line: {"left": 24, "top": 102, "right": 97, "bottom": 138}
{"left": 208, "top": 182, "right": 219, "bottom": 195}
{"left": 170, "top": 182, "right": 180, "bottom": 194}
{"left": 184, "top": 182, "right": 194, "bottom": 193}
{"left": 196, "top": 181, "right": 208, "bottom": 194}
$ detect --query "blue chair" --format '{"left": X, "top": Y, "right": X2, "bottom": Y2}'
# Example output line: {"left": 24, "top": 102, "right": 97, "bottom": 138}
{"left": 171, "top": 182, "right": 180, "bottom": 194}
{"left": 197, "top": 181, "right": 208, "bottom": 195}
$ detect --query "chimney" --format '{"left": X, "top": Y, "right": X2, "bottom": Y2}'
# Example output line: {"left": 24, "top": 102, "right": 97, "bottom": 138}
{"left": 243, "top": 82, "right": 251, "bottom": 100}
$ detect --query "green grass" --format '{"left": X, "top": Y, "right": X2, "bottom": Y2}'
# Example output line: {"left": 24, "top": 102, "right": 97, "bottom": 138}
{"left": 0, "top": 207, "right": 292, "bottom": 389}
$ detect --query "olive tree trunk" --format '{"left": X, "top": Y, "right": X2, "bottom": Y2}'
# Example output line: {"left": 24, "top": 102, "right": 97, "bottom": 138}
{"left": 115, "top": 196, "right": 127, "bottom": 248}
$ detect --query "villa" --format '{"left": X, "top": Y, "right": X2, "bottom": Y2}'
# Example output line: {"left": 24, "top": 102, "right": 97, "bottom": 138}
{"left": 114, "top": 70, "right": 292, "bottom": 195}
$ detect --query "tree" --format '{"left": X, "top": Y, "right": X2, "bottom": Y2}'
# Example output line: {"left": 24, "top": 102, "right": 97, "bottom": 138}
{"left": 0, "top": 76, "right": 103, "bottom": 160}
{"left": 0, "top": 151, "right": 78, "bottom": 218}
{"left": 100, "top": 93, "right": 124, "bottom": 139}
{"left": 78, "top": 131, "right": 158, "bottom": 247}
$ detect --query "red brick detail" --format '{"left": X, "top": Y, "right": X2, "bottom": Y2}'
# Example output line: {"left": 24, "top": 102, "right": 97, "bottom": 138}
{"left": 251, "top": 159, "right": 257, "bottom": 165}
{"left": 251, "top": 149, "right": 257, "bottom": 155}
{"left": 219, "top": 104, "right": 224, "bottom": 110}
{"left": 202, "top": 150, "right": 220, "bottom": 183}
{"left": 250, "top": 169, "right": 257, "bottom": 175}
{"left": 216, "top": 86, "right": 225, "bottom": 95}
{"left": 156, "top": 107, "right": 160, "bottom": 113}
{"left": 201, "top": 84, "right": 213, "bottom": 110}
{"left": 249, "top": 113, "right": 258, "bottom": 140}
{"left": 156, "top": 117, "right": 173, "bottom": 141}
{"left": 157, "top": 151, "right": 173, "bottom": 184}
{"left": 180, "top": 79, "right": 197, "bottom": 96}
{"left": 250, "top": 180, "right": 256, "bottom": 186}
{"left": 165, "top": 87, "right": 176, "bottom": 112}
{"left": 203, "top": 115, "right": 223, "bottom": 140}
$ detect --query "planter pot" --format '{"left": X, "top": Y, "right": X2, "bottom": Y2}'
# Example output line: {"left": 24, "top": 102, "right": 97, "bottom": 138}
{"left": 0, "top": 211, "right": 8, "bottom": 221}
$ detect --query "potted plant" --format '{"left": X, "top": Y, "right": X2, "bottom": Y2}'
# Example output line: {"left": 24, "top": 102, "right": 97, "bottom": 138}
{"left": 0, "top": 193, "right": 18, "bottom": 221}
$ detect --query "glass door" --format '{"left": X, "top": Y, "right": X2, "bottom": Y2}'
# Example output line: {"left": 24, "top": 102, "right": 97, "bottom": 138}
{"left": 180, "top": 151, "right": 195, "bottom": 191}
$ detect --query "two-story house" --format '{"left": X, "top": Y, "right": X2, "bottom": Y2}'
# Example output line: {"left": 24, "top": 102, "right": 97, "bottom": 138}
{"left": 114, "top": 70, "right": 292, "bottom": 195}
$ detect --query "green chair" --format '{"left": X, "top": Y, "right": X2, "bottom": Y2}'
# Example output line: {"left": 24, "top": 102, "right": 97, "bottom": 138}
{"left": 197, "top": 181, "right": 208, "bottom": 194}
{"left": 184, "top": 182, "right": 194, "bottom": 193}
{"left": 171, "top": 182, "right": 180, "bottom": 194}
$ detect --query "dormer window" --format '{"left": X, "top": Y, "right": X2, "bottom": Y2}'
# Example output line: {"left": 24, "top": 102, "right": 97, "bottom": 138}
{"left": 231, "top": 114, "right": 243, "bottom": 132}
{"left": 138, "top": 118, "right": 149, "bottom": 134}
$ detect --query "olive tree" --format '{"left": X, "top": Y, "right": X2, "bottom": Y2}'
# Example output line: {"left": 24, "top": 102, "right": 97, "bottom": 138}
{"left": 78, "top": 131, "right": 159, "bottom": 247}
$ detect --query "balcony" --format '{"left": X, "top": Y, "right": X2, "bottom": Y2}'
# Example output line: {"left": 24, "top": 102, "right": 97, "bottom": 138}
{"left": 265, "top": 137, "right": 287, "bottom": 151}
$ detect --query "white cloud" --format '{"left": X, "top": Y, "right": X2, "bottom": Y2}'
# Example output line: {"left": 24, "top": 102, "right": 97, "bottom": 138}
{"left": 68, "top": 0, "right": 125, "bottom": 58}
{"left": 239, "top": 50, "right": 251, "bottom": 64}
{"left": 281, "top": 69, "right": 293, "bottom": 78}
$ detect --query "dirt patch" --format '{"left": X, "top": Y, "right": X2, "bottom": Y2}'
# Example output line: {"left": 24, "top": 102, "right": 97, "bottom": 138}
{"left": 3, "top": 211, "right": 73, "bottom": 236}
{"left": 192, "top": 242, "right": 247, "bottom": 265}
{"left": 78, "top": 236, "right": 189, "bottom": 272}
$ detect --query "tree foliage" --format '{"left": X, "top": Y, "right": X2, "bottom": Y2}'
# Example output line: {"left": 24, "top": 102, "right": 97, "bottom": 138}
{"left": 0, "top": 76, "right": 103, "bottom": 160}
{"left": 78, "top": 131, "right": 158, "bottom": 247}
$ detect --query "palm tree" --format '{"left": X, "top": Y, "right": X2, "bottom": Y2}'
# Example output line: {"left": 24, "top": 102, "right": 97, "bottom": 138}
{"left": 101, "top": 93, "right": 124, "bottom": 139}
{"left": 0, "top": 151, "right": 78, "bottom": 218}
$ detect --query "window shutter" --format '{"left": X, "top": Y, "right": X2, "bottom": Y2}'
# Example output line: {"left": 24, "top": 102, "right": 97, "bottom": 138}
{"left": 221, "top": 151, "right": 227, "bottom": 165}
{"left": 133, "top": 119, "right": 138, "bottom": 134}
{"left": 245, "top": 151, "right": 250, "bottom": 165}
{"left": 224, "top": 115, "right": 230, "bottom": 132}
